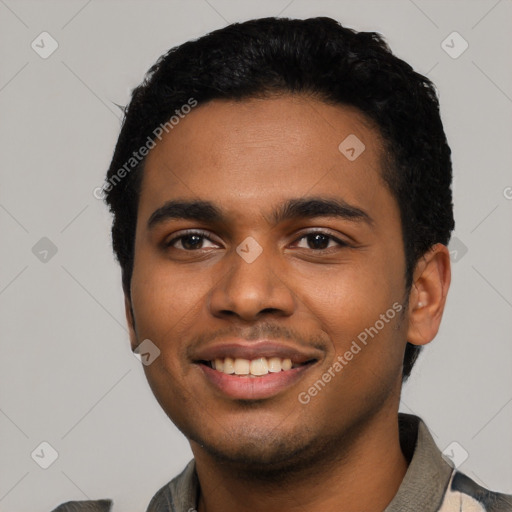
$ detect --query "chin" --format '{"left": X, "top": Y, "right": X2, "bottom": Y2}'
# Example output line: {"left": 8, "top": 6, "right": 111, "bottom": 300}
{"left": 187, "top": 421, "right": 342, "bottom": 481}
{"left": 201, "top": 440, "right": 315, "bottom": 477}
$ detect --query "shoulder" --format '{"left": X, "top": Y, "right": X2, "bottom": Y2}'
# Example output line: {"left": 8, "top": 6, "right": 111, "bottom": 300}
{"left": 49, "top": 461, "right": 196, "bottom": 512}
{"left": 439, "top": 470, "right": 512, "bottom": 511}
{"left": 146, "top": 459, "right": 197, "bottom": 512}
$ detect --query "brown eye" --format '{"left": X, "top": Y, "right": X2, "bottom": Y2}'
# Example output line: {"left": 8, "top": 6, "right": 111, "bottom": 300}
{"left": 165, "top": 231, "right": 218, "bottom": 251}
{"left": 294, "top": 231, "right": 348, "bottom": 251}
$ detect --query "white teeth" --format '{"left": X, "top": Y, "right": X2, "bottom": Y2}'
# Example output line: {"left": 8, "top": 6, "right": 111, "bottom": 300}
{"left": 268, "top": 357, "right": 282, "bottom": 373}
{"left": 282, "top": 358, "right": 292, "bottom": 371}
{"left": 209, "top": 356, "right": 299, "bottom": 376}
{"left": 250, "top": 357, "right": 268, "bottom": 376}
{"left": 234, "top": 358, "right": 251, "bottom": 375}
{"left": 223, "top": 357, "right": 235, "bottom": 374}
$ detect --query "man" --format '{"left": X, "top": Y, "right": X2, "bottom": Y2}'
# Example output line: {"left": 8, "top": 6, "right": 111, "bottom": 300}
{"left": 53, "top": 16, "right": 512, "bottom": 512}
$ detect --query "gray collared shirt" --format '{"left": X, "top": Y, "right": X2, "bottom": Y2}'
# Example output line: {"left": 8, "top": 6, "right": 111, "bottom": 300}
{"left": 52, "top": 414, "right": 512, "bottom": 512}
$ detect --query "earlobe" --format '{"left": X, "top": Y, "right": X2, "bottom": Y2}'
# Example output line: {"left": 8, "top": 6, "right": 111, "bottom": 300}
{"left": 406, "top": 243, "right": 451, "bottom": 346}
{"left": 124, "top": 295, "right": 138, "bottom": 352}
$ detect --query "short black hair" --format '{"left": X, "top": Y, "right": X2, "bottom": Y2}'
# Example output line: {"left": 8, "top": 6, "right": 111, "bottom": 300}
{"left": 103, "top": 16, "right": 455, "bottom": 380}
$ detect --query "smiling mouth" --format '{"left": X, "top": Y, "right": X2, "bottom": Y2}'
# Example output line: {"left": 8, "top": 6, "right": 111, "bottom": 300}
{"left": 199, "top": 357, "right": 316, "bottom": 377}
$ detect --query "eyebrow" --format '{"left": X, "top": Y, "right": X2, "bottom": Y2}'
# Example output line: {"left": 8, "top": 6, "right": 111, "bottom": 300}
{"left": 147, "top": 197, "right": 374, "bottom": 230}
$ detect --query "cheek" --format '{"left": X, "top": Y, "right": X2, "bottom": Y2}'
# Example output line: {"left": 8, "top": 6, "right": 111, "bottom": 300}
{"left": 130, "top": 260, "right": 207, "bottom": 405}
{"left": 293, "top": 254, "right": 403, "bottom": 339}
{"left": 132, "top": 247, "right": 207, "bottom": 321}
{"left": 293, "top": 250, "right": 406, "bottom": 391}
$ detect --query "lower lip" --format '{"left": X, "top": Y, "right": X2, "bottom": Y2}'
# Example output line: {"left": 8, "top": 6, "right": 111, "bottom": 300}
{"left": 198, "top": 363, "right": 314, "bottom": 400}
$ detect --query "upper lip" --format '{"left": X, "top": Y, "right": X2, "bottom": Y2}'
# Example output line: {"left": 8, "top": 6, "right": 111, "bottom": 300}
{"left": 193, "top": 340, "right": 322, "bottom": 365}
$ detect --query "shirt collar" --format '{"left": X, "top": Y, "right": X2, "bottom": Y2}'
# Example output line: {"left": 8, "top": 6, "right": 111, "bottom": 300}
{"left": 384, "top": 413, "right": 454, "bottom": 511}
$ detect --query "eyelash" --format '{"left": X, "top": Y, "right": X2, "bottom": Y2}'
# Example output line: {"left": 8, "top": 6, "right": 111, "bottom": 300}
{"left": 164, "top": 229, "right": 350, "bottom": 252}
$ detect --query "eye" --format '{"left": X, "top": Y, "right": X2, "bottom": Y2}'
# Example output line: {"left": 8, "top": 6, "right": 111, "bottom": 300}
{"left": 163, "top": 229, "right": 350, "bottom": 252}
{"left": 164, "top": 230, "right": 219, "bottom": 251}
{"left": 293, "top": 231, "right": 349, "bottom": 251}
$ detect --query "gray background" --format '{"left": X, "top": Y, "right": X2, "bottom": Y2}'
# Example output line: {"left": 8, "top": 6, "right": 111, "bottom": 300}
{"left": 1, "top": 0, "right": 511, "bottom": 510}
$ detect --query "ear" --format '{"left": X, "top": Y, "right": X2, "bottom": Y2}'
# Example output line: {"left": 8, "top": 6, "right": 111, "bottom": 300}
{"left": 124, "top": 294, "right": 138, "bottom": 352}
{"left": 406, "top": 243, "right": 451, "bottom": 346}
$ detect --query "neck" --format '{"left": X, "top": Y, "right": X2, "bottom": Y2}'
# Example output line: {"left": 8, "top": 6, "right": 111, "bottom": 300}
{"left": 192, "top": 408, "right": 408, "bottom": 512}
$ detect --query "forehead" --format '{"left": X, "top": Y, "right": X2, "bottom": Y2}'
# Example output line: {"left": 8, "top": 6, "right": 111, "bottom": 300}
{"left": 138, "top": 95, "right": 395, "bottom": 227}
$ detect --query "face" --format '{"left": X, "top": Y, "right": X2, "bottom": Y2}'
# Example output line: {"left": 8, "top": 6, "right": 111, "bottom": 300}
{"left": 127, "top": 95, "right": 412, "bottom": 471}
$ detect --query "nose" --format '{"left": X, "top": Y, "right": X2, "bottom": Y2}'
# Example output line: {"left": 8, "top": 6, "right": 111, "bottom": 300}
{"left": 207, "top": 239, "right": 296, "bottom": 322}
